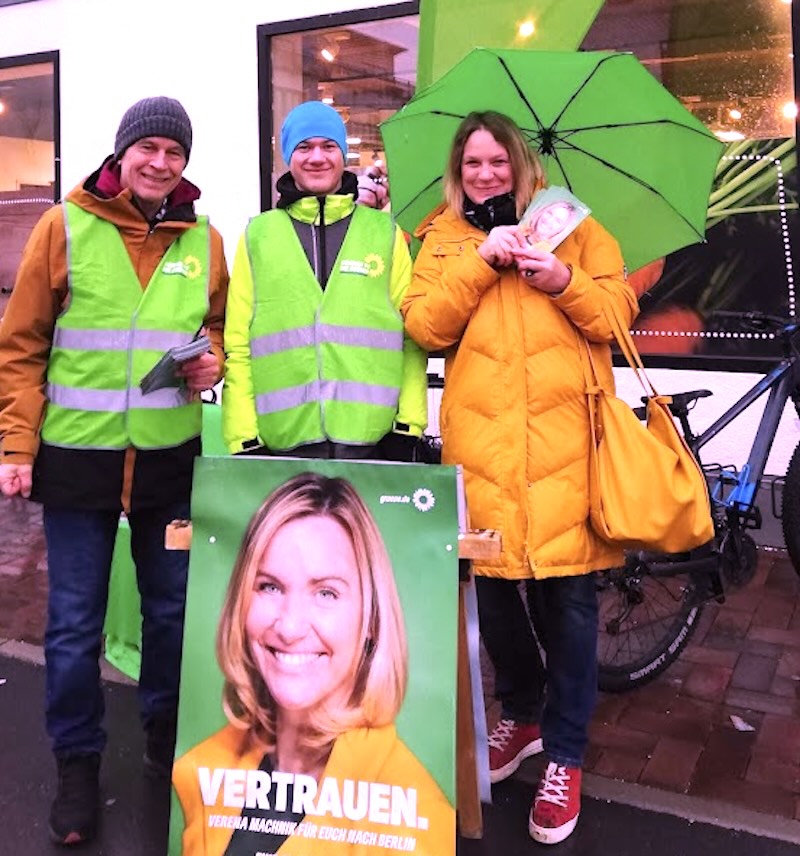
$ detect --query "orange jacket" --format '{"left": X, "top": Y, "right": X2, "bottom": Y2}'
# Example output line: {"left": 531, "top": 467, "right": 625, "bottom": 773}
{"left": 402, "top": 206, "right": 639, "bottom": 580}
{"left": 173, "top": 723, "right": 455, "bottom": 856}
{"left": 0, "top": 165, "right": 228, "bottom": 510}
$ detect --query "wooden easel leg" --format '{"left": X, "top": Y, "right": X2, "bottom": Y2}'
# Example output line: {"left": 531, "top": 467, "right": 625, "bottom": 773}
{"left": 456, "top": 578, "right": 483, "bottom": 839}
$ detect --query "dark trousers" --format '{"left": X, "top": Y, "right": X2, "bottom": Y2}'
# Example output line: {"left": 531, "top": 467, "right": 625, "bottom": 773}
{"left": 43, "top": 502, "right": 190, "bottom": 756}
{"left": 476, "top": 572, "right": 598, "bottom": 768}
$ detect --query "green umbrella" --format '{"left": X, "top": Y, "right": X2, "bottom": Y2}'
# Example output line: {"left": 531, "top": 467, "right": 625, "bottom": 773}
{"left": 381, "top": 48, "right": 724, "bottom": 272}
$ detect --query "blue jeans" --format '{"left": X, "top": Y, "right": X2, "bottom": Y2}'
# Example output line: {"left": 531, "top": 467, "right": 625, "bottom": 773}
{"left": 43, "top": 502, "right": 190, "bottom": 756}
{"left": 475, "top": 573, "right": 598, "bottom": 768}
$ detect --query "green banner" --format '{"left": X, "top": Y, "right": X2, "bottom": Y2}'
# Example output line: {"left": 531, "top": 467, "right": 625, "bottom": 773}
{"left": 169, "top": 456, "right": 459, "bottom": 856}
{"left": 416, "top": 0, "right": 606, "bottom": 89}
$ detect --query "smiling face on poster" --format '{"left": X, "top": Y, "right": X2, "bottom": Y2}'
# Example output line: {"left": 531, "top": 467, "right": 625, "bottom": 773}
{"left": 519, "top": 185, "right": 591, "bottom": 252}
{"left": 168, "top": 457, "right": 459, "bottom": 856}
{"left": 245, "top": 514, "right": 366, "bottom": 720}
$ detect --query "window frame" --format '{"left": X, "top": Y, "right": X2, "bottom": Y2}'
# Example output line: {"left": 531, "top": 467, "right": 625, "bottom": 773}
{"left": 0, "top": 49, "right": 61, "bottom": 202}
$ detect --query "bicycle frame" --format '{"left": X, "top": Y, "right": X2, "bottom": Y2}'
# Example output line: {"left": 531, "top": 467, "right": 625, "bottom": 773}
{"left": 598, "top": 315, "right": 800, "bottom": 691}
{"left": 685, "top": 357, "right": 800, "bottom": 514}
{"left": 628, "top": 337, "right": 800, "bottom": 587}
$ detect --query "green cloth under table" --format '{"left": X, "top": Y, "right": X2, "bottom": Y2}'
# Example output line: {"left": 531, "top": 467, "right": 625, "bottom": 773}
{"left": 102, "top": 517, "right": 139, "bottom": 679}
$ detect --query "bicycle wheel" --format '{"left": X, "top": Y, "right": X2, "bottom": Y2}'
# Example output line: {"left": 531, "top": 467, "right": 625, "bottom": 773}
{"left": 781, "top": 442, "right": 800, "bottom": 576}
{"left": 596, "top": 560, "right": 704, "bottom": 692}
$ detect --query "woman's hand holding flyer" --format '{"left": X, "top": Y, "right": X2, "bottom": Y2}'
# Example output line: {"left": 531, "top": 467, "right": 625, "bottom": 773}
{"left": 513, "top": 186, "right": 590, "bottom": 293}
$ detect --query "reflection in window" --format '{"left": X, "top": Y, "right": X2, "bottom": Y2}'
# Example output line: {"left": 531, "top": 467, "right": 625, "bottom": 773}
{"left": 265, "top": 1, "right": 795, "bottom": 201}
{"left": 582, "top": 0, "right": 797, "bottom": 361}
{"left": 0, "top": 57, "right": 56, "bottom": 306}
{"left": 582, "top": 0, "right": 795, "bottom": 142}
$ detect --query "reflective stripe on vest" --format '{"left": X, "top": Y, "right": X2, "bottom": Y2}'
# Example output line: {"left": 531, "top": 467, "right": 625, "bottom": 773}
{"left": 246, "top": 206, "right": 401, "bottom": 451}
{"left": 52, "top": 328, "right": 191, "bottom": 352}
{"left": 256, "top": 379, "right": 399, "bottom": 413}
{"left": 41, "top": 202, "right": 210, "bottom": 451}
{"left": 250, "top": 324, "right": 402, "bottom": 358}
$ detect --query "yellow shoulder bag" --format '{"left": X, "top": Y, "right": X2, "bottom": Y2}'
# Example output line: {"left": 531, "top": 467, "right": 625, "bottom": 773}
{"left": 582, "top": 303, "right": 714, "bottom": 554}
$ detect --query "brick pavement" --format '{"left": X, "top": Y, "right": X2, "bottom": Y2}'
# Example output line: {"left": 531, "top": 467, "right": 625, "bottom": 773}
{"left": 0, "top": 495, "right": 46, "bottom": 645}
{"left": 2, "top": 494, "right": 799, "bottom": 825}
{"left": 480, "top": 549, "right": 800, "bottom": 823}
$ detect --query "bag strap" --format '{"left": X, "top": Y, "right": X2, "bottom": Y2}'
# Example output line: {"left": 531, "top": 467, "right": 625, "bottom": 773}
{"left": 578, "top": 302, "right": 662, "bottom": 402}
{"left": 604, "top": 301, "right": 663, "bottom": 399}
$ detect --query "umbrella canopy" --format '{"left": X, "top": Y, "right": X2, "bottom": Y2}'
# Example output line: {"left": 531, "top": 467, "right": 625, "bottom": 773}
{"left": 381, "top": 48, "right": 724, "bottom": 272}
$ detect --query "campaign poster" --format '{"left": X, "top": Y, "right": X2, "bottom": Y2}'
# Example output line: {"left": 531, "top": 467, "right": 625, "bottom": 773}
{"left": 168, "top": 456, "right": 459, "bottom": 856}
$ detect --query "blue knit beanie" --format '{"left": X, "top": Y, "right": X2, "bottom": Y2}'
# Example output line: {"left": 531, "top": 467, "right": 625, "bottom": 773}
{"left": 280, "top": 101, "right": 347, "bottom": 163}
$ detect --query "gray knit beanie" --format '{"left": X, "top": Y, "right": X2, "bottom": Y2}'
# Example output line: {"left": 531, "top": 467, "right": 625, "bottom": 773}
{"left": 114, "top": 96, "right": 193, "bottom": 161}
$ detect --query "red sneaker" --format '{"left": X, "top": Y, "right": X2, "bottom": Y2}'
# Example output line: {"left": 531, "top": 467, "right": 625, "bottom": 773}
{"left": 487, "top": 718, "right": 543, "bottom": 783}
{"left": 529, "top": 761, "right": 582, "bottom": 844}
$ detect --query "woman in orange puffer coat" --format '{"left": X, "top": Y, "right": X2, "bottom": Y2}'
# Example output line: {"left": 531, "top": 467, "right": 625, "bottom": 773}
{"left": 401, "top": 111, "right": 638, "bottom": 846}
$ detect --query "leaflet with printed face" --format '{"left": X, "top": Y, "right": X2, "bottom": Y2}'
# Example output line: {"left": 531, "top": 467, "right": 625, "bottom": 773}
{"left": 139, "top": 335, "right": 211, "bottom": 395}
{"left": 519, "top": 186, "right": 591, "bottom": 253}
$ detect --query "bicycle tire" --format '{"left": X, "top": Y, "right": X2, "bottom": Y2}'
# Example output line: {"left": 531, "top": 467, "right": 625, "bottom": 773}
{"left": 781, "top": 441, "right": 800, "bottom": 576}
{"left": 597, "top": 563, "right": 704, "bottom": 692}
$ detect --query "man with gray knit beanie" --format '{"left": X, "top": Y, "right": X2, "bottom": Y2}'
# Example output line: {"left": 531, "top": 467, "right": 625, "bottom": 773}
{"left": 114, "top": 95, "right": 193, "bottom": 162}
{"left": 0, "top": 95, "right": 229, "bottom": 845}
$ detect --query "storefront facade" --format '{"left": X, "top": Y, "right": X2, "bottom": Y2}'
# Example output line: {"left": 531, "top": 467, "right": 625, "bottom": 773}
{"left": 0, "top": 0, "right": 798, "bottom": 473}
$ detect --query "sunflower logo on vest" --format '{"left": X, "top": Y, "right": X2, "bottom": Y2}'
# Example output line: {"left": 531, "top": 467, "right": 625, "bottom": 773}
{"left": 339, "top": 253, "right": 385, "bottom": 278}
{"left": 162, "top": 255, "right": 202, "bottom": 280}
{"left": 364, "top": 253, "right": 385, "bottom": 278}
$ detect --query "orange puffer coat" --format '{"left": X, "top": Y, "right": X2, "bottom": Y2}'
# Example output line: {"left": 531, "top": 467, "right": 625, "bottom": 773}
{"left": 402, "top": 206, "right": 639, "bottom": 580}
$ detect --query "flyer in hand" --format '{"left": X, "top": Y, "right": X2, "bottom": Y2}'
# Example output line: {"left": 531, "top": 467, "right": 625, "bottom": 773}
{"left": 139, "top": 335, "right": 211, "bottom": 395}
{"left": 519, "top": 186, "right": 591, "bottom": 252}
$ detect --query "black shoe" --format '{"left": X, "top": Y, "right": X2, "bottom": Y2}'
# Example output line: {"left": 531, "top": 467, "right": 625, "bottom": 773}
{"left": 143, "top": 712, "right": 176, "bottom": 779}
{"left": 49, "top": 753, "right": 101, "bottom": 846}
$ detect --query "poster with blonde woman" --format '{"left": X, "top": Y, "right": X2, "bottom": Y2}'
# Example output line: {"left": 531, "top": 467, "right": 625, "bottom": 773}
{"left": 167, "top": 457, "right": 459, "bottom": 856}
{"left": 519, "top": 186, "right": 590, "bottom": 253}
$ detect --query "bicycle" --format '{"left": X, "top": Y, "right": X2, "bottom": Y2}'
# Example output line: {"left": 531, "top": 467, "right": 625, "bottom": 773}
{"left": 597, "top": 311, "right": 800, "bottom": 693}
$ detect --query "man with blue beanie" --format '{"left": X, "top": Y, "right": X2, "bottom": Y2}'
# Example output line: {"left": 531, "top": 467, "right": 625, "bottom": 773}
{"left": 222, "top": 101, "right": 427, "bottom": 460}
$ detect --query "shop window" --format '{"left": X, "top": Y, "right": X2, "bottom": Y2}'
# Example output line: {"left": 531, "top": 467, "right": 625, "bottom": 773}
{"left": 259, "top": 3, "right": 418, "bottom": 208}
{"left": 260, "top": 2, "right": 795, "bottom": 365}
{"left": 0, "top": 52, "right": 58, "bottom": 310}
{"left": 582, "top": 0, "right": 797, "bottom": 364}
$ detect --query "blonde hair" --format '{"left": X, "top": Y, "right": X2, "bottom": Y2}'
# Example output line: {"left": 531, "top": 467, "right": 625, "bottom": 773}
{"left": 217, "top": 472, "right": 408, "bottom": 753}
{"left": 531, "top": 200, "right": 577, "bottom": 238}
{"left": 443, "top": 111, "right": 545, "bottom": 220}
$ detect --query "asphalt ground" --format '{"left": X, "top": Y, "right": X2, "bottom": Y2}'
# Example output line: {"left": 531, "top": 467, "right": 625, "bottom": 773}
{"left": 2, "top": 649, "right": 798, "bottom": 856}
